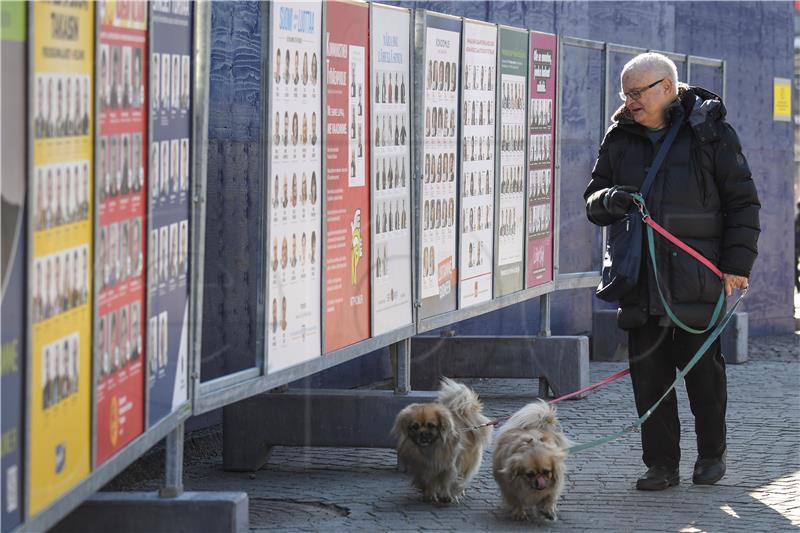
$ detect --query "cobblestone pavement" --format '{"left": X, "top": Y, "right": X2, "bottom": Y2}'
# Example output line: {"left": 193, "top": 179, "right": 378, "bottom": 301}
{"left": 115, "top": 334, "right": 799, "bottom": 532}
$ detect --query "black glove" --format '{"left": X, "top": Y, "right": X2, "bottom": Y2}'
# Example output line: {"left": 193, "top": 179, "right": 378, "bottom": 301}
{"left": 603, "top": 185, "right": 639, "bottom": 218}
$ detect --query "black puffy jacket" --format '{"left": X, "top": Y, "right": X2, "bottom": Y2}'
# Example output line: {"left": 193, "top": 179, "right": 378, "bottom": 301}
{"left": 584, "top": 85, "right": 761, "bottom": 330}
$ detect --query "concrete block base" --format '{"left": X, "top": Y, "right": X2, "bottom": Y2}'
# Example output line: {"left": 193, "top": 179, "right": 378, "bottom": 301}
{"left": 50, "top": 492, "right": 248, "bottom": 533}
{"left": 409, "top": 335, "right": 590, "bottom": 398}
{"left": 223, "top": 390, "right": 437, "bottom": 472}
{"left": 591, "top": 310, "right": 749, "bottom": 365}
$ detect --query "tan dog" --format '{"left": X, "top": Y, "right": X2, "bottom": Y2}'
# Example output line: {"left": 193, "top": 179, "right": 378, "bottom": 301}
{"left": 392, "top": 378, "right": 492, "bottom": 503}
{"left": 492, "top": 401, "right": 570, "bottom": 521}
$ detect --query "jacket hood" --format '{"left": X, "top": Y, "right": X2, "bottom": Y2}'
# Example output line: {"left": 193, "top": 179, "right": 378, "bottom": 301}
{"left": 611, "top": 83, "right": 727, "bottom": 141}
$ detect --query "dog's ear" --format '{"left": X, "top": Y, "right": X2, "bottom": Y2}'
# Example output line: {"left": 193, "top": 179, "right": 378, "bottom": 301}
{"left": 437, "top": 409, "right": 457, "bottom": 442}
{"left": 500, "top": 455, "right": 524, "bottom": 481}
{"left": 391, "top": 404, "right": 417, "bottom": 440}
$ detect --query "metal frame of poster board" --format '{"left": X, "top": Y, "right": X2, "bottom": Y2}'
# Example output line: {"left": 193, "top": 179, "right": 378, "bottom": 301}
{"left": 16, "top": 3, "right": 209, "bottom": 532}
{"left": 413, "top": 9, "right": 462, "bottom": 322}
{"left": 493, "top": 24, "right": 528, "bottom": 298}
{"left": 369, "top": 2, "right": 416, "bottom": 338}
{"left": 457, "top": 17, "right": 498, "bottom": 310}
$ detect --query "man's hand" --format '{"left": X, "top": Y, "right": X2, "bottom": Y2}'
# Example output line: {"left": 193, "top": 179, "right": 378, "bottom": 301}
{"left": 604, "top": 185, "right": 639, "bottom": 217}
{"left": 723, "top": 273, "right": 748, "bottom": 296}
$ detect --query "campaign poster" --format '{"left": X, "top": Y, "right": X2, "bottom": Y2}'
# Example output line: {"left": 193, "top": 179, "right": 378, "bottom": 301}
{"left": 417, "top": 12, "right": 460, "bottom": 319}
{"left": 369, "top": 3, "right": 412, "bottom": 336}
{"left": 494, "top": 26, "right": 527, "bottom": 297}
{"left": 526, "top": 31, "right": 556, "bottom": 288}
{"left": 458, "top": 20, "right": 496, "bottom": 308}
{"left": 267, "top": 1, "right": 322, "bottom": 372}
{"left": 28, "top": 1, "right": 94, "bottom": 516}
{"left": 147, "top": 0, "right": 191, "bottom": 427}
{"left": 94, "top": 0, "right": 147, "bottom": 465}
{"left": 1, "top": 3, "right": 26, "bottom": 529}
{"left": 323, "top": 0, "right": 370, "bottom": 352}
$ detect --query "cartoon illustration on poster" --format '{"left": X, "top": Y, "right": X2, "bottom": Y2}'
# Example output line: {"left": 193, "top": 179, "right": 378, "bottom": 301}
{"left": 526, "top": 31, "right": 556, "bottom": 288}
{"left": 458, "top": 20, "right": 496, "bottom": 308}
{"left": 494, "top": 26, "right": 527, "bottom": 297}
{"left": 324, "top": 0, "right": 370, "bottom": 352}
{"left": 417, "top": 12, "right": 461, "bottom": 319}
{"left": 1, "top": 2, "right": 26, "bottom": 529}
{"left": 147, "top": 0, "right": 191, "bottom": 427}
{"left": 370, "top": 3, "right": 412, "bottom": 336}
{"left": 28, "top": 0, "right": 94, "bottom": 516}
{"left": 94, "top": 0, "right": 147, "bottom": 466}
{"left": 267, "top": 1, "right": 322, "bottom": 372}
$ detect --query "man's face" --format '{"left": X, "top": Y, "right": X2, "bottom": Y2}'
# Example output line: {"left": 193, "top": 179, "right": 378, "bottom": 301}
{"left": 622, "top": 69, "right": 673, "bottom": 128}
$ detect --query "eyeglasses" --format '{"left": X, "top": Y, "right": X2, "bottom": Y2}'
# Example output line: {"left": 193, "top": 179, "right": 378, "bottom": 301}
{"left": 619, "top": 78, "right": 665, "bottom": 102}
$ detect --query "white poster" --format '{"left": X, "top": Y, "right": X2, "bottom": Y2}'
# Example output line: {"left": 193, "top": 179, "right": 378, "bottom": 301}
{"left": 267, "top": 1, "right": 322, "bottom": 373}
{"left": 420, "top": 21, "right": 459, "bottom": 316}
{"left": 458, "top": 20, "right": 496, "bottom": 308}
{"left": 370, "top": 5, "right": 412, "bottom": 336}
{"left": 497, "top": 75, "right": 526, "bottom": 268}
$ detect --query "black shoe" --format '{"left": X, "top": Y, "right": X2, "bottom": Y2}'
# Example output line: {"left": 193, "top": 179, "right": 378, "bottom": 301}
{"left": 693, "top": 455, "right": 726, "bottom": 485}
{"left": 636, "top": 466, "right": 679, "bottom": 491}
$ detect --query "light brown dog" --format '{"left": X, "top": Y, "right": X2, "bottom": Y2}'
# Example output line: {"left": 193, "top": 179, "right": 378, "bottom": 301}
{"left": 392, "top": 378, "right": 491, "bottom": 503}
{"left": 492, "top": 401, "right": 570, "bottom": 521}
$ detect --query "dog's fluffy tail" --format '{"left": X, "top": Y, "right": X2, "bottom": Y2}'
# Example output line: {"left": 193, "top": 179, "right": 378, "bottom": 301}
{"left": 498, "top": 400, "right": 570, "bottom": 448}
{"left": 437, "top": 378, "right": 489, "bottom": 426}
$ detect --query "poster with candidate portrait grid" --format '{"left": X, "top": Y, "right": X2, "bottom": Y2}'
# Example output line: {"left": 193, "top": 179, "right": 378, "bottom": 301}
{"left": 526, "top": 31, "right": 556, "bottom": 289}
{"left": 416, "top": 11, "right": 461, "bottom": 319}
{"left": 266, "top": 1, "right": 322, "bottom": 372}
{"left": 494, "top": 26, "right": 528, "bottom": 297}
{"left": 369, "top": 3, "right": 412, "bottom": 337}
{"left": 94, "top": 0, "right": 147, "bottom": 467}
{"left": 28, "top": 0, "right": 94, "bottom": 517}
{"left": 458, "top": 19, "right": 496, "bottom": 309}
{"left": 147, "top": 0, "right": 191, "bottom": 428}
{"left": 2, "top": 3, "right": 26, "bottom": 529}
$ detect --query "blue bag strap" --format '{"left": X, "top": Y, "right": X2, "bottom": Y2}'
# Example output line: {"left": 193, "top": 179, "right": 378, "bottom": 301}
{"left": 639, "top": 116, "right": 683, "bottom": 200}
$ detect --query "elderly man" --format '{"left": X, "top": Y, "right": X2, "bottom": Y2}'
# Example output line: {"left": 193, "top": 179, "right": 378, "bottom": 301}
{"left": 584, "top": 53, "right": 760, "bottom": 490}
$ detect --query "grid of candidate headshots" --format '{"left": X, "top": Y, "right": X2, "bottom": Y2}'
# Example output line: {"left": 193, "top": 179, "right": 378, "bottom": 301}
{"left": 33, "top": 161, "right": 91, "bottom": 232}
{"left": 41, "top": 333, "right": 80, "bottom": 410}
{"left": 529, "top": 133, "right": 552, "bottom": 164}
{"left": 271, "top": 171, "right": 319, "bottom": 211}
{"left": 462, "top": 169, "right": 493, "bottom": 199}
{"left": 270, "top": 229, "right": 318, "bottom": 275}
{"left": 34, "top": 74, "right": 90, "bottom": 139}
{"left": 98, "top": 217, "right": 144, "bottom": 290}
{"left": 150, "top": 51, "right": 191, "bottom": 112}
{"left": 99, "top": 43, "right": 145, "bottom": 112}
{"left": 148, "top": 221, "right": 189, "bottom": 287}
{"left": 150, "top": 137, "right": 190, "bottom": 199}
{"left": 426, "top": 59, "right": 458, "bottom": 93}
{"left": 462, "top": 134, "right": 494, "bottom": 162}
{"left": 99, "top": 133, "right": 145, "bottom": 200}
{"left": 502, "top": 79, "right": 525, "bottom": 111}
{"left": 375, "top": 113, "right": 407, "bottom": 148}
{"left": 274, "top": 47, "right": 318, "bottom": 88}
{"left": 464, "top": 63, "right": 494, "bottom": 92}
{"left": 500, "top": 166, "right": 525, "bottom": 195}
{"left": 375, "top": 156, "right": 407, "bottom": 191}
{"left": 148, "top": 311, "right": 170, "bottom": 376}
{"left": 501, "top": 124, "right": 525, "bottom": 152}
{"left": 31, "top": 245, "right": 90, "bottom": 324}
{"left": 463, "top": 98, "right": 493, "bottom": 127}
{"left": 529, "top": 168, "right": 552, "bottom": 200}
{"left": 461, "top": 204, "right": 493, "bottom": 234}
{"left": 425, "top": 106, "right": 456, "bottom": 138}
{"left": 423, "top": 197, "right": 455, "bottom": 231}
{"left": 423, "top": 152, "right": 456, "bottom": 183}
{"left": 97, "top": 302, "right": 142, "bottom": 379}
{"left": 375, "top": 199, "right": 408, "bottom": 236}
{"left": 528, "top": 202, "right": 551, "bottom": 236}
{"left": 375, "top": 70, "right": 407, "bottom": 105}
{"left": 530, "top": 98, "right": 553, "bottom": 130}
{"left": 273, "top": 110, "right": 318, "bottom": 148}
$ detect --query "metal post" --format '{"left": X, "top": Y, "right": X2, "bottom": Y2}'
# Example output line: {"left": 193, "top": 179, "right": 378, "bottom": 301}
{"left": 538, "top": 293, "right": 551, "bottom": 337}
{"left": 159, "top": 423, "right": 185, "bottom": 498}
{"left": 393, "top": 338, "right": 411, "bottom": 394}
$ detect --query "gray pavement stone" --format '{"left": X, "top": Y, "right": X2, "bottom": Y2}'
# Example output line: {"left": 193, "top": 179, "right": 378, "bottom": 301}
{"left": 109, "top": 334, "right": 800, "bottom": 532}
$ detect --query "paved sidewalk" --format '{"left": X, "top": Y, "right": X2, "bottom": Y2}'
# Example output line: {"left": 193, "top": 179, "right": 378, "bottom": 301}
{"left": 112, "top": 334, "right": 800, "bottom": 532}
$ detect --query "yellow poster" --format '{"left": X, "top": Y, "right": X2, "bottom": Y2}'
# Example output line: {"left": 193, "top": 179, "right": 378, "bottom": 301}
{"left": 773, "top": 77, "right": 791, "bottom": 122}
{"left": 29, "top": 1, "right": 94, "bottom": 516}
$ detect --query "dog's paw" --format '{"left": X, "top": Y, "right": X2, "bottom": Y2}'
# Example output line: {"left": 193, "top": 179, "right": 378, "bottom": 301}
{"left": 510, "top": 508, "right": 529, "bottom": 521}
{"left": 540, "top": 509, "right": 557, "bottom": 522}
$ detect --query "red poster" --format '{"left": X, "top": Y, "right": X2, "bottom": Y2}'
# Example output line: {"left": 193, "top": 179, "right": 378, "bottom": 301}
{"left": 526, "top": 31, "right": 556, "bottom": 288}
{"left": 323, "top": 0, "right": 370, "bottom": 352}
{"left": 94, "top": 0, "right": 147, "bottom": 464}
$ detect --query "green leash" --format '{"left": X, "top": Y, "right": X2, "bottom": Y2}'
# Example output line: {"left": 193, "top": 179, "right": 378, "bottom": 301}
{"left": 568, "top": 197, "right": 747, "bottom": 454}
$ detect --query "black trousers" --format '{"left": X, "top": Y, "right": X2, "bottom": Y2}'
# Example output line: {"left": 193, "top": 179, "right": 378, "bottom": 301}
{"left": 627, "top": 315, "right": 727, "bottom": 469}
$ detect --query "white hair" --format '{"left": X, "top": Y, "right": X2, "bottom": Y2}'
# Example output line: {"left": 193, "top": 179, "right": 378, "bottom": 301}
{"left": 621, "top": 52, "right": 679, "bottom": 95}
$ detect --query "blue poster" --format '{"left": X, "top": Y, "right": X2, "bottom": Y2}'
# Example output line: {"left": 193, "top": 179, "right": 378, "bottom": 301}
{"left": 147, "top": 0, "right": 192, "bottom": 427}
{"left": 1, "top": 2, "right": 26, "bottom": 529}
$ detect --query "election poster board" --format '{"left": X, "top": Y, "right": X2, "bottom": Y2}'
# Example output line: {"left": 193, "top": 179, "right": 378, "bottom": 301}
{"left": 526, "top": 31, "right": 556, "bottom": 289}
{"left": 369, "top": 3, "right": 412, "bottom": 337}
{"left": 266, "top": 1, "right": 322, "bottom": 372}
{"left": 147, "top": 0, "right": 191, "bottom": 427}
{"left": 2, "top": 3, "right": 26, "bottom": 528}
{"left": 94, "top": 0, "right": 147, "bottom": 465}
{"left": 28, "top": 0, "right": 94, "bottom": 516}
{"left": 494, "top": 26, "right": 527, "bottom": 297}
{"left": 416, "top": 11, "right": 461, "bottom": 319}
{"left": 323, "top": 0, "right": 371, "bottom": 353}
{"left": 458, "top": 19, "right": 496, "bottom": 308}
